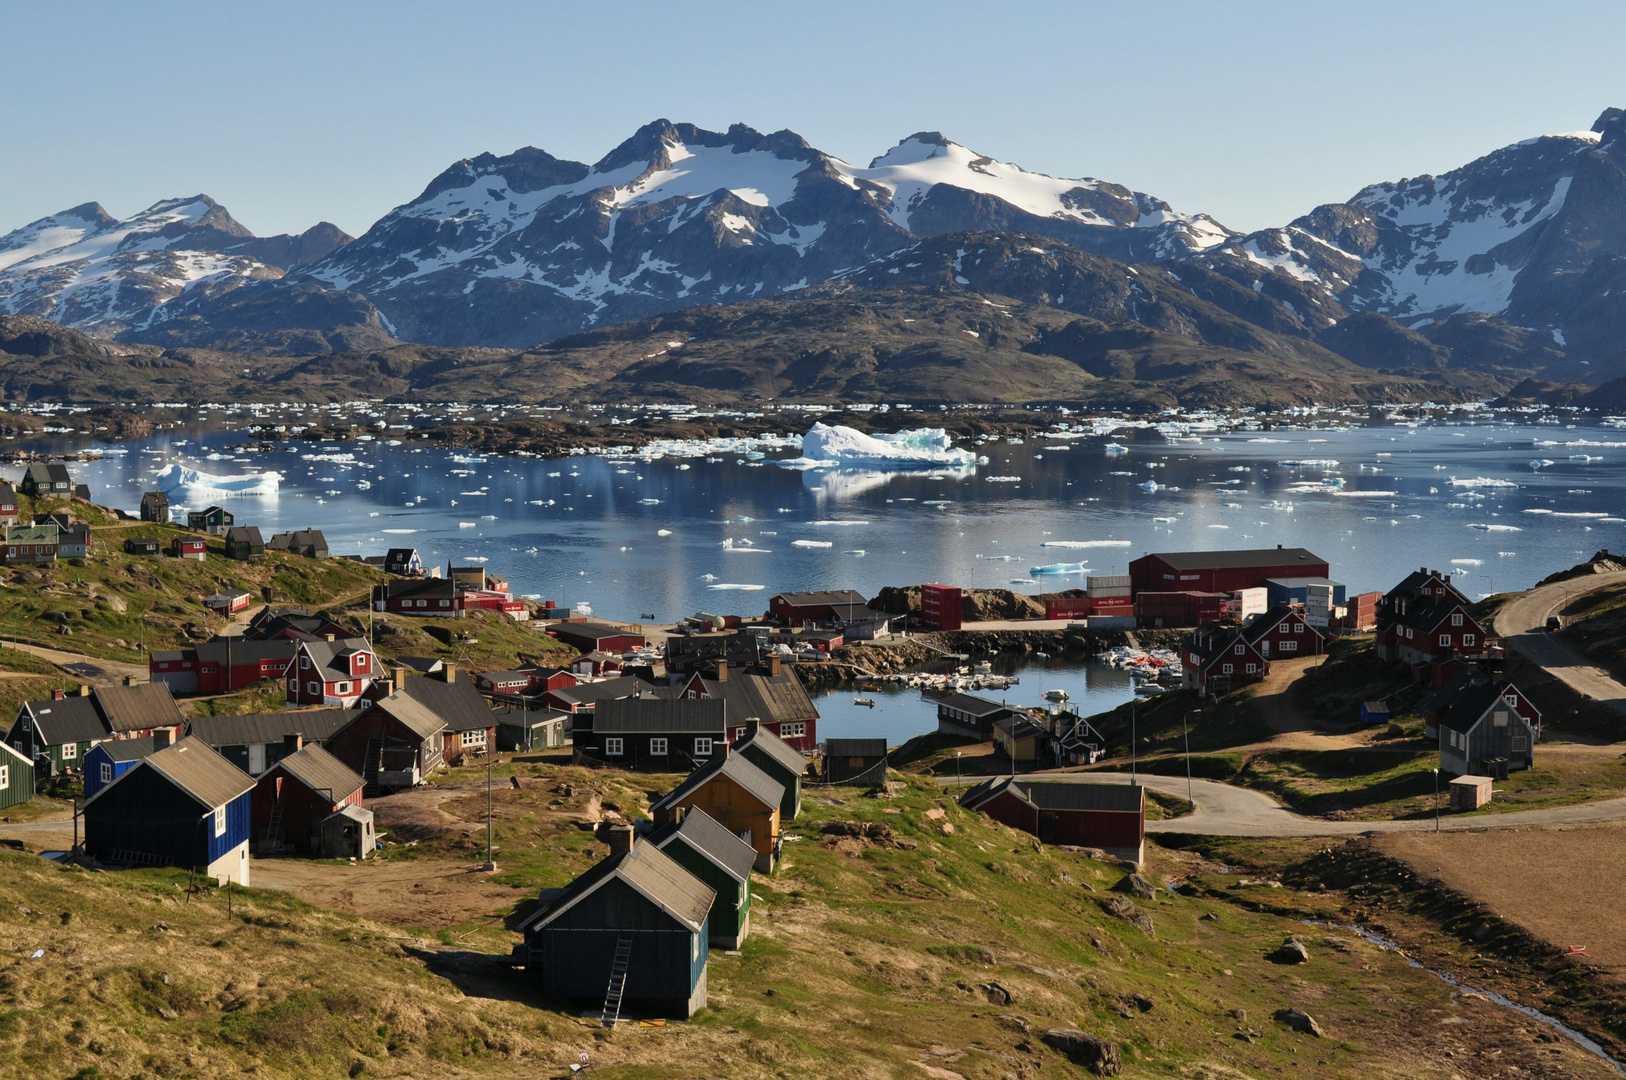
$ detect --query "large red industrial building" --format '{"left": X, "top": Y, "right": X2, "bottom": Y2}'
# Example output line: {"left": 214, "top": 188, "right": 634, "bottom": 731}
{"left": 1129, "top": 547, "right": 1329, "bottom": 596}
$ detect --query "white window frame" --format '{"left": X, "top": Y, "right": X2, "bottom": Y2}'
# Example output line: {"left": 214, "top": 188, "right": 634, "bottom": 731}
{"left": 1234, "top": 644, "right": 1245, "bottom": 655}
{"left": 1245, "top": 663, "right": 1258, "bottom": 674}
{"left": 1504, "top": 693, "right": 1518, "bottom": 707}
{"left": 1294, "top": 621, "right": 1303, "bottom": 633}
{"left": 100, "top": 762, "right": 112, "bottom": 783}
{"left": 694, "top": 737, "right": 713, "bottom": 757}
{"left": 1463, "top": 634, "right": 1475, "bottom": 647}
{"left": 1281, "top": 640, "right": 1297, "bottom": 652}
{"left": 0, "top": 764, "right": 7, "bottom": 788}
{"left": 61, "top": 741, "right": 76, "bottom": 760}
{"left": 604, "top": 737, "right": 624, "bottom": 757}
{"left": 780, "top": 722, "right": 806, "bottom": 738}
{"left": 460, "top": 729, "right": 486, "bottom": 747}
{"left": 214, "top": 805, "right": 226, "bottom": 838}
{"left": 1439, "top": 634, "right": 1451, "bottom": 647}
{"left": 1222, "top": 663, "right": 1234, "bottom": 675}
{"left": 650, "top": 737, "right": 669, "bottom": 756}
{"left": 335, "top": 681, "right": 350, "bottom": 695}
{"left": 300, "top": 656, "right": 311, "bottom": 669}
{"left": 1451, "top": 613, "right": 1464, "bottom": 626}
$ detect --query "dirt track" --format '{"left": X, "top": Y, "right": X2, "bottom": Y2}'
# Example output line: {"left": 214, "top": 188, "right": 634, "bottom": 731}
{"left": 253, "top": 856, "right": 527, "bottom": 930}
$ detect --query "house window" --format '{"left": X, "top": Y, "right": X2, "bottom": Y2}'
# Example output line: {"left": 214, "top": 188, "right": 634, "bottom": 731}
{"left": 1281, "top": 640, "right": 1297, "bottom": 652}
{"left": 1245, "top": 663, "right": 1257, "bottom": 674}
{"left": 1452, "top": 613, "right": 1464, "bottom": 626}
{"left": 439, "top": 600, "right": 450, "bottom": 608}
{"left": 1504, "top": 694, "right": 1518, "bottom": 707}
{"left": 1439, "top": 634, "right": 1451, "bottom": 647}
{"left": 300, "top": 657, "right": 311, "bottom": 669}
{"left": 694, "top": 737, "right": 713, "bottom": 757}
{"left": 355, "top": 655, "right": 369, "bottom": 671}
{"left": 460, "top": 729, "right": 485, "bottom": 747}
{"left": 1294, "top": 622, "right": 1303, "bottom": 633}
{"left": 733, "top": 727, "right": 746, "bottom": 741}
{"left": 1512, "top": 736, "right": 1528, "bottom": 752}
{"left": 1493, "top": 710, "right": 1509, "bottom": 727}
{"left": 214, "top": 805, "right": 227, "bottom": 837}
{"left": 62, "top": 742, "right": 76, "bottom": 760}
{"left": 780, "top": 722, "right": 806, "bottom": 738}
{"left": 1234, "top": 644, "right": 1245, "bottom": 655}
{"left": 335, "top": 682, "right": 350, "bottom": 695}
{"left": 0, "top": 764, "right": 7, "bottom": 788}
{"left": 100, "top": 762, "right": 112, "bottom": 783}
{"left": 307, "top": 681, "right": 320, "bottom": 695}
{"left": 605, "top": 738, "right": 624, "bottom": 757}
{"left": 1463, "top": 634, "right": 1475, "bottom": 647}
{"left": 650, "top": 737, "right": 668, "bottom": 756}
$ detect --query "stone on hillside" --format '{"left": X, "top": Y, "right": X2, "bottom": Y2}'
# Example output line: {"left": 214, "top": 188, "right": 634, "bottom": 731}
{"left": 977, "top": 981, "right": 1012, "bottom": 1005}
{"left": 1041, "top": 1030, "right": 1121, "bottom": 1076}
{"left": 98, "top": 593, "right": 128, "bottom": 613}
{"left": 1113, "top": 872, "right": 1156, "bottom": 899}
{"left": 1274, "top": 1007, "right": 1324, "bottom": 1037}
{"left": 1270, "top": 937, "right": 1310, "bottom": 964}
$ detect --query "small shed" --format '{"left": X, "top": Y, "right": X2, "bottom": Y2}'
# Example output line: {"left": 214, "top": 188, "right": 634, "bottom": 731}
{"left": 254, "top": 739, "right": 366, "bottom": 853}
{"left": 172, "top": 536, "right": 207, "bottom": 561}
{"left": 1450, "top": 774, "right": 1493, "bottom": 811}
{"left": 139, "top": 491, "right": 169, "bottom": 523}
{"left": 204, "top": 589, "right": 254, "bottom": 615}
{"left": 124, "top": 537, "right": 161, "bottom": 557}
{"left": 650, "top": 806, "right": 756, "bottom": 949}
{"left": 649, "top": 750, "right": 784, "bottom": 873}
{"left": 822, "top": 738, "right": 888, "bottom": 786}
{"left": 0, "top": 740, "right": 34, "bottom": 810}
{"left": 520, "top": 832, "right": 714, "bottom": 1019}
{"left": 993, "top": 716, "right": 1045, "bottom": 764}
{"left": 320, "top": 804, "right": 375, "bottom": 859}
{"left": 492, "top": 704, "right": 570, "bottom": 753}
{"left": 1360, "top": 700, "right": 1391, "bottom": 725}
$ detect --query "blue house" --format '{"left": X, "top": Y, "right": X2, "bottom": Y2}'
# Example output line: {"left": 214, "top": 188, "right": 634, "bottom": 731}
{"left": 520, "top": 829, "right": 714, "bottom": 1020}
{"left": 81, "top": 736, "right": 254, "bottom": 885}
{"left": 83, "top": 734, "right": 166, "bottom": 799}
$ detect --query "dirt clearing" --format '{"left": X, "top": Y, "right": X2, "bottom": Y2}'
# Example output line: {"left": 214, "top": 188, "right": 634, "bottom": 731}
{"left": 252, "top": 856, "right": 527, "bottom": 931}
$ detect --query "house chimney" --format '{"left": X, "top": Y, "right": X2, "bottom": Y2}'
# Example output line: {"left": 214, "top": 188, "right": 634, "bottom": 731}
{"left": 284, "top": 732, "right": 303, "bottom": 755}
{"left": 325, "top": 633, "right": 335, "bottom": 642}
{"left": 711, "top": 739, "right": 731, "bottom": 762}
{"left": 79, "top": 684, "right": 91, "bottom": 697}
{"left": 157, "top": 727, "right": 175, "bottom": 747}
{"left": 745, "top": 718, "right": 760, "bottom": 739}
{"left": 443, "top": 664, "right": 457, "bottom": 684}
{"left": 394, "top": 665, "right": 409, "bottom": 692}
{"left": 671, "top": 805, "right": 687, "bottom": 825}
{"left": 766, "top": 653, "right": 782, "bottom": 677}
{"left": 52, "top": 689, "right": 65, "bottom": 700}
{"left": 604, "top": 823, "right": 635, "bottom": 855}
{"left": 123, "top": 674, "right": 138, "bottom": 687}
{"left": 715, "top": 659, "right": 729, "bottom": 682}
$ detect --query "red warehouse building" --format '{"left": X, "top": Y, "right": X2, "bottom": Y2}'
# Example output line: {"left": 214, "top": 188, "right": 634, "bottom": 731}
{"left": 151, "top": 638, "right": 298, "bottom": 695}
{"left": 920, "top": 584, "right": 962, "bottom": 632}
{"left": 1130, "top": 547, "right": 1329, "bottom": 597}
{"left": 767, "top": 590, "right": 868, "bottom": 626}
{"left": 959, "top": 776, "right": 1145, "bottom": 863}
{"left": 550, "top": 620, "right": 647, "bottom": 654}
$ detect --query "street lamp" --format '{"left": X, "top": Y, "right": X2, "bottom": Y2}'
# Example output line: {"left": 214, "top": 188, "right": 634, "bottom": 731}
{"left": 955, "top": 751, "right": 962, "bottom": 786}
{"left": 1432, "top": 767, "right": 1441, "bottom": 832}
{"left": 1183, "top": 709, "right": 1202, "bottom": 813}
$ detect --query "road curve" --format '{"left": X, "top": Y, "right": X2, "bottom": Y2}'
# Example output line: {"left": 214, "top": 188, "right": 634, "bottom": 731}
{"left": 1495, "top": 570, "right": 1626, "bottom": 714}
{"left": 941, "top": 770, "right": 1626, "bottom": 837}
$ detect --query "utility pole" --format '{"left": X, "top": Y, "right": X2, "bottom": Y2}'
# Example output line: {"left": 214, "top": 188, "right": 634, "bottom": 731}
{"left": 1129, "top": 696, "right": 1137, "bottom": 786}
{"left": 482, "top": 759, "right": 496, "bottom": 872}
{"left": 1183, "top": 709, "right": 1201, "bottom": 813}
{"left": 1433, "top": 768, "right": 1441, "bottom": 832}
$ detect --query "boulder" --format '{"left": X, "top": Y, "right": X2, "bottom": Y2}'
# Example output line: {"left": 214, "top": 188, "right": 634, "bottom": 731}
{"left": 1113, "top": 872, "right": 1156, "bottom": 900}
{"left": 977, "top": 981, "right": 1012, "bottom": 1005}
{"left": 1274, "top": 1008, "right": 1324, "bottom": 1037}
{"left": 1270, "top": 937, "right": 1310, "bottom": 964}
{"left": 1041, "top": 1030, "right": 1121, "bottom": 1076}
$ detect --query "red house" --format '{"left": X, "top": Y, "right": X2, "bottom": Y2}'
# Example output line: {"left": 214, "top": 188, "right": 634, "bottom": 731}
{"left": 675, "top": 655, "right": 820, "bottom": 753}
{"left": 1130, "top": 547, "right": 1328, "bottom": 596}
{"left": 518, "top": 665, "right": 577, "bottom": 693}
{"left": 959, "top": 776, "right": 1145, "bottom": 863}
{"left": 1385, "top": 601, "right": 1490, "bottom": 666}
{"left": 767, "top": 590, "right": 868, "bottom": 626}
{"left": 204, "top": 589, "right": 253, "bottom": 616}
{"left": 286, "top": 637, "right": 379, "bottom": 708}
{"left": 374, "top": 577, "right": 462, "bottom": 617}
{"left": 1375, "top": 568, "right": 1475, "bottom": 662}
{"left": 151, "top": 638, "right": 298, "bottom": 695}
{"left": 475, "top": 670, "right": 537, "bottom": 695}
{"left": 252, "top": 738, "right": 365, "bottom": 853}
{"left": 1241, "top": 605, "right": 1325, "bottom": 660}
{"left": 1183, "top": 624, "right": 1269, "bottom": 696}
{"left": 550, "top": 620, "right": 647, "bottom": 655}
{"left": 172, "top": 536, "right": 207, "bottom": 561}
{"left": 246, "top": 606, "right": 346, "bottom": 642}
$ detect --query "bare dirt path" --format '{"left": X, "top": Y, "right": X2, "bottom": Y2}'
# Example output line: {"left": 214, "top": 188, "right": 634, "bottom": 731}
{"left": 2, "top": 641, "right": 146, "bottom": 684}
{"left": 252, "top": 856, "right": 527, "bottom": 930}
{"left": 1496, "top": 570, "right": 1626, "bottom": 714}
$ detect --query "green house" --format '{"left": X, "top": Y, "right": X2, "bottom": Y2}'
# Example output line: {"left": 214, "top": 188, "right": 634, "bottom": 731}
{"left": 5, "top": 694, "right": 107, "bottom": 781}
{"left": 0, "top": 740, "right": 34, "bottom": 810}
{"left": 649, "top": 806, "right": 756, "bottom": 949}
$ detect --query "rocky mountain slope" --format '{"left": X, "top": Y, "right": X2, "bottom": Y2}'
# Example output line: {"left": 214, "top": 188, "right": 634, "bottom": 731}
{"left": 0, "top": 197, "right": 349, "bottom": 336}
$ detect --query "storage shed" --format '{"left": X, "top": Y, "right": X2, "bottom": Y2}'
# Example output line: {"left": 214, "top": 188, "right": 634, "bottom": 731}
{"left": 1449, "top": 774, "right": 1494, "bottom": 811}
{"left": 253, "top": 738, "right": 366, "bottom": 853}
{"left": 81, "top": 736, "right": 254, "bottom": 885}
{"left": 320, "top": 804, "right": 375, "bottom": 859}
{"left": 960, "top": 776, "right": 1146, "bottom": 863}
{"left": 650, "top": 806, "right": 757, "bottom": 949}
{"left": 1360, "top": 700, "right": 1391, "bottom": 726}
{"left": 822, "top": 738, "right": 888, "bottom": 786}
{"left": 521, "top": 832, "right": 714, "bottom": 1020}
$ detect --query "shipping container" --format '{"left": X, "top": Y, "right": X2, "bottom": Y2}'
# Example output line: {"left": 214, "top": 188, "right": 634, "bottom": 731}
{"left": 1044, "top": 596, "right": 1092, "bottom": 619}
{"left": 920, "top": 584, "right": 962, "bottom": 632}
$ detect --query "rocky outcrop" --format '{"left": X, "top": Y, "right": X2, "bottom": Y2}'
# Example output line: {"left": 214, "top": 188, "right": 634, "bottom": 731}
{"left": 1041, "top": 1029, "right": 1121, "bottom": 1076}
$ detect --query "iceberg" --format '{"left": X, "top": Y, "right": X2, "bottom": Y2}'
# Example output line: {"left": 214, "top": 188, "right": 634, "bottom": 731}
{"left": 778, "top": 423, "right": 977, "bottom": 468}
{"left": 155, "top": 464, "right": 280, "bottom": 506}
{"left": 1030, "top": 561, "right": 1088, "bottom": 576}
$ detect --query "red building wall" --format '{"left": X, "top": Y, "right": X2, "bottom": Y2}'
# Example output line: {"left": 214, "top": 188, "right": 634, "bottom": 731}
{"left": 1250, "top": 613, "right": 1324, "bottom": 658}
{"left": 252, "top": 770, "right": 362, "bottom": 850}
{"left": 920, "top": 584, "right": 962, "bottom": 632}
{"left": 1131, "top": 554, "right": 1330, "bottom": 596}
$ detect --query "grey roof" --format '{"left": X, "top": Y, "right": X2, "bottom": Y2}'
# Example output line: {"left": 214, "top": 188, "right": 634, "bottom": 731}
{"left": 1241, "top": 605, "right": 1311, "bottom": 644}
{"left": 95, "top": 736, "right": 159, "bottom": 763}
{"left": 188, "top": 709, "right": 351, "bottom": 747}
{"left": 490, "top": 704, "right": 570, "bottom": 728}
{"left": 771, "top": 589, "right": 868, "bottom": 607}
{"left": 385, "top": 577, "right": 456, "bottom": 600}
{"left": 650, "top": 752, "right": 785, "bottom": 817}
{"left": 297, "top": 638, "right": 374, "bottom": 682}
{"left": 1142, "top": 548, "right": 1325, "bottom": 571}
{"left": 699, "top": 669, "right": 818, "bottom": 725}
{"left": 269, "top": 744, "right": 364, "bottom": 800}
{"left": 194, "top": 638, "right": 299, "bottom": 666}
{"left": 547, "top": 675, "right": 652, "bottom": 707}
{"left": 825, "top": 738, "right": 888, "bottom": 758}
{"left": 553, "top": 620, "right": 646, "bottom": 643}
{"left": 734, "top": 726, "right": 805, "bottom": 775}
{"left": 594, "top": 696, "right": 726, "bottom": 735}
{"left": 25, "top": 462, "right": 72, "bottom": 485}
{"left": 1262, "top": 576, "right": 1342, "bottom": 589}
{"left": 94, "top": 683, "right": 183, "bottom": 734}
{"left": 1438, "top": 684, "right": 1518, "bottom": 735}
{"left": 18, "top": 696, "right": 107, "bottom": 746}
{"left": 1018, "top": 781, "right": 1144, "bottom": 813}
{"left": 525, "top": 840, "right": 715, "bottom": 934}
{"left": 86, "top": 735, "right": 252, "bottom": 811}
{"left": 395, "top": 675, "right": 494, "bottom": 732}
{"left": 650, "top": 806, "right": 756, "bottom": 884}
{"left": 391, "top": 655, "right": 445, "bottom": 673}
{"left": 933, "top": 692, "right": 1011, "bottom": 716}
{"left": 370, "top": 687, "right": 450, "bottom": 740}
{"left": 225, "top": 526, "right": 264, "bottom": 545}
{"left": 993, "top": 716, "right": 1047, "bottom": 740}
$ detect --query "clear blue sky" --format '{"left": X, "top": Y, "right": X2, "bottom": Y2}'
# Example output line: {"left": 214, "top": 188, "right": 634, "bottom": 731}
{"left": 2, "top": 1, "right": 1621, "bottom": 240}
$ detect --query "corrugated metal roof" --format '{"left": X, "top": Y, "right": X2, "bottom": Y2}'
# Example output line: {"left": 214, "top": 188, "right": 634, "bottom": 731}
{"left": 1143, "top": 548, "right": 1324, "bottom": 571}
{"left": 825, "top": 738, "right": 888, "bottom": 758}
{"left": 526, "top": 841, "right": 715, "bottom": 933}
{"left": 98, "top": 736, "right": 159, "bottom": 763}
{"left": 95, "top": 683, "right": 184, "bottom": 734}
{"left": 21, "top": 697, "right": 108, "bottom": 745}
{"left": 397, "top": 675, "right": 495, "bottom": 732}
{"left": 651, "top": 806, "right": 756, "bottom": 883}
{"left": 270, "top": 744, "right": 363, "bottom": 800}
{"left": 594, "top": 696, "right": 726, "bottom": 735}
{"left": 734, "top": 727, "right": 804, "bottom": 775}
{"left": 1018, "top": 781, "right": 1143, "bottom": 813}
{"left": 651, "top": 752, "right": 784, "bottom": 816}
{"left": 188, "top": 709, "right": 351, "bottom": 747}
{"left": 701, "top": 670, "right": 818, "bottom": 725}
{"left": 548, "top": 676, "right": 651, "bottom": 706}
{"left": 374, "top": 689, "right": 449, "bottom": 740}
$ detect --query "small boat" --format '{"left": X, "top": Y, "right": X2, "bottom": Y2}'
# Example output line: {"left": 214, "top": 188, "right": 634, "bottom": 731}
{"left": 1042, "top": 688, "right": 1069, "bottom": 702}
{"left": 1035, "top": 651, "right": 1051, "bottom": 660}
{"left": 973, "top": 661, "right": 992, "bottom": 675}
{"left": 862, "top": 682, "right": 880, "bottom": 692}
{"left": 853, "top": 697, "right": 876, "bottom": 708}
{"left": 1135, "top": 684, "right": 1168, "bottom": 696}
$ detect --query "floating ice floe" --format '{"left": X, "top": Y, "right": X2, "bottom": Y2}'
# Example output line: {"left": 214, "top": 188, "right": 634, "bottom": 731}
{"left": 986, "top": 476, "right": 1021, "bottom": 483}
{"left": 1468, "top": 524, "right": 1521, "bottom": 532}
{"left": 1139, "top": 480, "right": 1161, "bottom": 493}
{"left": 809, "top": 519, "right": 869, "bottom": 526}
{"left": 721, "top": 538, "right": 770, "bottom": 552}
{"left": 1451, "top": 558, "right": 1483, "bottom": 565}
{"left": 657, "top": 529, "right": 673, "bottom": 537}
{"left": 1278, "top": 459, "right": 1340, "bottom": 468}
{"left": 777, "top": 423, "right": 978, "bottom": 468}
{"left": 707, "top": 583, "right": 765, "bottom": 591}
{"left": 1030, "top": 561, "right": 1087, "bottom": 575}
{"left": 155, "top": 464, "right": 280, "bottom": 504}
{"left": 1041, "top": 540, "right": 1131, "bottom": 549}
{"left": 1104, "top": 443, "right": 1128, "bottom": 454}
{"left": 843, "top": 550, "right": 866, "bottom": 556}
{"left": 382, "top": 528, "right": 417, "bottom": 534}
{"left": 792, "top": 540, "right": 833, "bottom": 548}
{"left": 1530, "top": 459, "right": 1555, "bottom": 469}
{"left": 1451, "top": 477, "right": 1518, "bottom": 489}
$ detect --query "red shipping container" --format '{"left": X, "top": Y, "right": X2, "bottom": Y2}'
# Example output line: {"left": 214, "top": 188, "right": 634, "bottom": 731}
{"left": 921, "top": 583, "right": 962, "bottom": 631}
{"left": 1044, "top": 596, "right": 1092, "bottom": 619}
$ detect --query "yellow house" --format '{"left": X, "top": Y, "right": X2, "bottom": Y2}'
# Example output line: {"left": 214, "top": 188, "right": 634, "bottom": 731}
{"left": 650, "top": 750, "right": 784, "bottom": 873}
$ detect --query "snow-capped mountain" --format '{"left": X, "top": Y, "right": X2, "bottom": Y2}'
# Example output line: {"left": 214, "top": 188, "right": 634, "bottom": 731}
{"left": 0, "top": 197, "right": 349, "bottom": 335}
{"left": 289, "top": 120, "right": 1232, "bottom": 348}
{"left": 1199, "top": 107, "right": 1626, "bottom": 371}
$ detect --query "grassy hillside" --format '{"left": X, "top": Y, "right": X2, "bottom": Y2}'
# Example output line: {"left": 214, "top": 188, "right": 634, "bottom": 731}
{"left": 5, "top": 764, "right": 1612, "bottom": 1079}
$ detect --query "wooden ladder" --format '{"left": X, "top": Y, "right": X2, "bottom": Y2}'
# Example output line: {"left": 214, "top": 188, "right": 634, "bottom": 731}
{"left": 362, "top": 737, "right": 384, "bottom": 796}
{"left": 263, "top": 799, "right": 285, "bottom": 851}
{"left": 600, "top": 932, "right": 633, "bottom": 1028}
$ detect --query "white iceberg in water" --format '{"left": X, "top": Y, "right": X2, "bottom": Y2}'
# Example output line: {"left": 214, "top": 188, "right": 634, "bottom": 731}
{"left": 778, "top": 423, "right": 977, "bottom": 468}
{"left": 155, "top": 464, "right": 281, "bottom": 506}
